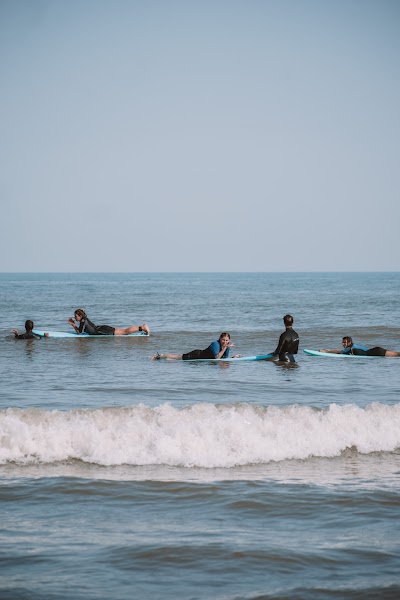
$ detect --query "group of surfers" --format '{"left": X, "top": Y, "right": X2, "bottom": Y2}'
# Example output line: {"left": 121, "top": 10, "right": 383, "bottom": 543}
{"left": 11, "top": 311, "right": 400, "bottom": 360}
{"left": 153, "top": 314, "right": 299, "bottom": 362}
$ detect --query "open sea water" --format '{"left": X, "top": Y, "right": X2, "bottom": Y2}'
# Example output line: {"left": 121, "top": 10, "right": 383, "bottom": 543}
{"left": 0, "top": 272, "right": 399, "bottom": 600}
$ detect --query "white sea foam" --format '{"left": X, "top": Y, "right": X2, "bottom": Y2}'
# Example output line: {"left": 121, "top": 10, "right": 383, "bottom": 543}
{"left": 1, "top": 403, "right": 399, "bottom": 468}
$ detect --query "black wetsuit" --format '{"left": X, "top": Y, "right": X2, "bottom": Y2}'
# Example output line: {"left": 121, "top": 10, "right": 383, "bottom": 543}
{"left": 182, "top": 341, "right": 229, "bottom": 361}
{"left": 79, "top": 317, "right": 115, "bottom": 336}
{"left": 273, "top": 328, "right": 299, "bottom": 363}
{"left": 15, "top": 332, "right": 40, "bottom": 339}
{"left": 350, "top": 346, "right": 386, "bottom": 357}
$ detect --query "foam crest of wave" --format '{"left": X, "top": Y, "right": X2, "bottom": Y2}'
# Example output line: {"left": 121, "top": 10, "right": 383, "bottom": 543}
{"left": 1, "top": 403, "right": 399, "bottom": 467}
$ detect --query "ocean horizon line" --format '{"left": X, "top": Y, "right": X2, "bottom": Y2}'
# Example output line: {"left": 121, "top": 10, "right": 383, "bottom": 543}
{"left": 1, "top": 270, "right": 399, "bottom": 275}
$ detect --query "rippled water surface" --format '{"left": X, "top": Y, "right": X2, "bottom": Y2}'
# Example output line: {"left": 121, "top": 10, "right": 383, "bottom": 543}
{"left": 1, "top": 273, "right": 400, "bottom": 599}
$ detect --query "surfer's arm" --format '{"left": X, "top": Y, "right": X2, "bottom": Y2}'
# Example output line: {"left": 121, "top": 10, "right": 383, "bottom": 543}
{"left": 272, "top": 332, "right": 286, "bottom": 356}
{"left": 215, "top": 344, "right": 233, "bottom": 359}
{"left": 211, "top": 340, "right": 233, "bottom": 359}
{"left": 319, "top": 349, "right": 341, "bottom": 354}
{"left": 68, "top": 318, "right": 80, "bottom": 333}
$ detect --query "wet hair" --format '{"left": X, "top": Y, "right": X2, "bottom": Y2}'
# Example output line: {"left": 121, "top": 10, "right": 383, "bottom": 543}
{"left": 25, "top": 320, "right": 34, "bottom": 332}
{"left": 219, "top": 332, "right": 231, "bottom": 340}
{"left": 74, "top": 309, "right": 86, "bottom": 319}
{"left": 342, "top": 336, "right": 353, "bottom": 345}
{"left": 283, "top": 315, "right": 293, "bottom": 326}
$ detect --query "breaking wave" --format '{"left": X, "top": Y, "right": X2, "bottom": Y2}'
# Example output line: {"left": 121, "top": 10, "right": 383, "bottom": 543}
{"left": 1, "top": 402, "right": 399, "bottom": 467}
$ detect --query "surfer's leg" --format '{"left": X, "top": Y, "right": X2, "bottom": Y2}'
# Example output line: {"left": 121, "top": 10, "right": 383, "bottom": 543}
{"left": 152, "top": 353, "right": 182, "bottom": 360}
{"left": 278, "top": 352, "right": 295, "bottom": 363}
{"left": 115, "top": 323, "right": 150, "bottom": 335}
{"left": 182, "top": 350, "right": 206, "bottom": 360}
{"left": 366, "top": 347, "right": 387, "bottom": 357}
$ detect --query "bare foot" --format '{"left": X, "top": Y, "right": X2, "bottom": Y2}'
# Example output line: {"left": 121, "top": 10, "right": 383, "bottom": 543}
{"left": 142, "top": 323, "right": 150, "bottom": 335}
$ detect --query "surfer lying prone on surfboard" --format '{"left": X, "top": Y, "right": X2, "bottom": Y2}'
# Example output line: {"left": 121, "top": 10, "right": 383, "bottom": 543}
{"left": 153, "top": 332, "right": 241, "bottom": 360}
{"left": 68, "top": 309, "right": 150, "bottom": 336}
{"left": 320, "top": 336, "right": 400, "bottom": 357}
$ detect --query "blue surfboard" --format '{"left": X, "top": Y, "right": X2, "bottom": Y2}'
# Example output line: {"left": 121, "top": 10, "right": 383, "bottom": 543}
{"left": 33, "top": 329, "right": 149, "bottom": 338}
{"left": 178, "top": 353, "right": 274, "bottom": 362}
{"left": 304, "top": 349, "right": 376, "bottom": 358}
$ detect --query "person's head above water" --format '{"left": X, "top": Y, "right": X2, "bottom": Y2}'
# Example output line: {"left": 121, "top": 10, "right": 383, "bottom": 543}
{"left": 219, "top": 332, "right": 231, "bottom": 345}
{"left": 74, "top": 309, "right": 86, "bottom": 320}
{"left": 25, "top": 320, "right": 34, "bottom": 332}
{"left": 342, "top": 336, "right": 353, "bottom": 348}
{"left": 283, "top": 315, "right": 293, "bottom": 327}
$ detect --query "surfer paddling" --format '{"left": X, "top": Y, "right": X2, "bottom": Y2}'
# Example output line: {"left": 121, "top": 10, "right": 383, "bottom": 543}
{"left": 12, "top": 320, "right": 48, "bottom": 339}
{"left": 68, "top": 309, "right": 150, "bottom": 336}
{"left": 320, "top": 336, "right": 400, "bottom": 357}
{"left": 153, "top": 332, "right": 241, "bottom": 360}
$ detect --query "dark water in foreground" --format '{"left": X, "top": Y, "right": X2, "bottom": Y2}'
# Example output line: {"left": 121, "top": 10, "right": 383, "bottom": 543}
{"left": 1, "top": 272, "right": 400, "bottom": 599}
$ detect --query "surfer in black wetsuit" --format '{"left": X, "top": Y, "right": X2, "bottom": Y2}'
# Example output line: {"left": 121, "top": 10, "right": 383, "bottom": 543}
{"left": 12, "top": 320, "right": 48, "bottom": 339}
{"left": 272, "top": 314, "right": 299, "bottom": 363}
{"left": 68, "top": 309, "right": 150, "bottom": 336}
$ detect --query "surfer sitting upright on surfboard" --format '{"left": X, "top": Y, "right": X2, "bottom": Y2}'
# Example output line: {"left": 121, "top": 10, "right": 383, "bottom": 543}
{"left": 153, "top": 332, "right": 241, "bottom": 360}
{"left": 68, "top": 309, "right": 150, "bottom": 336}
{"left": 271, "top": 315, "right": 299, "bottom": 363}
{"left": 320, "top": 336, "right": 400, "bottom": 357}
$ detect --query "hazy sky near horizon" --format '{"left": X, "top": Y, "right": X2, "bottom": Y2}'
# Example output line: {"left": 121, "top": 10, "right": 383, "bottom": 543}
{"left": 1, "top": 0, "right": 399, "bottom": 272}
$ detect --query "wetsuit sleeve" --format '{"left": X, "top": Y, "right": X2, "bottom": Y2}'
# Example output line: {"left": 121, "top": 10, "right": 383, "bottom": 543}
{"left": 210, "top": 341, "right": 229, "bottom": 358}
{"left": 78, "top": 320, "right": 85, "bottom": 334}
{"left": 210, "top": 341, "right": 220, "bottom": 357}
{"left": 15, "top": 333, "right": 40, "bottom": 339}
{"left": 80, "top": 318, "right": 99, "bottom": 335}
{"left": 342, "top": 344, "right": 368, "bottom": 354}
{"left": 273, "top": 332, "right": 287, "bottom": 356}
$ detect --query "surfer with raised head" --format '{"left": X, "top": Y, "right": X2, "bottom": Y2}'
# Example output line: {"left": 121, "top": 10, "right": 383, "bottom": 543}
{"left": 271, "top": 314, "right": 299, "bottom": 363}
{"left": 12, "top": 320, "right": 49, "bottom": 339}
{"left": 153, "top": 332, "right": 240, "bottom": 360}
{"left": 320, "top": 336, "right": 400, "bottom": 357}
{"left": 68, "top": 309, "right": 150, "bottom": 336}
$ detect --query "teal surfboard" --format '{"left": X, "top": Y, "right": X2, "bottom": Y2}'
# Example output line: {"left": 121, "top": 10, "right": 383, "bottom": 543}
{"left": 180, "top": 353, "right": 274, "bottom": 362}
{"left": 33, "top": 329, "right": 149, "bottom": 338}
{"left": 304, "top": 349, "right": 376, "bottom": 358}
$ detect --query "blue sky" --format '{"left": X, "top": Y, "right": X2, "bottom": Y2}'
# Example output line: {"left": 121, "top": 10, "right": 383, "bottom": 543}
{"left": 1, "top": 0, "right": 399, "bottom": 271}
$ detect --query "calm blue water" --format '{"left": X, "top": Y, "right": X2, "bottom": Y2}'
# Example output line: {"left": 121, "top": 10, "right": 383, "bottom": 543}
{"left": 1, "top": 273, "right": 400, "bottom": 599}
